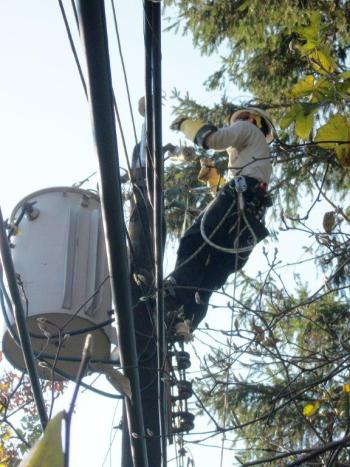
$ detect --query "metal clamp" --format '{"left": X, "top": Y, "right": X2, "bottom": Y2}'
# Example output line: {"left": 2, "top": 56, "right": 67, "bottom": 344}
{"left": 233, "top": 175, "right": 247, "bottom": 192}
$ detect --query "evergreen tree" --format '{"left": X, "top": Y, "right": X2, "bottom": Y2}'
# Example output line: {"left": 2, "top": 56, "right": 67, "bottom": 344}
{"left": 163, "top": 2, "right": 350, "bottom": 464}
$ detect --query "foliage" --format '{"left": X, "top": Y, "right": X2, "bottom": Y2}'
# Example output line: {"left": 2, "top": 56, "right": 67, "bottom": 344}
{"left": 163, "top": 1, "right": 350, "bottom": 464}
{"left": 195, "top": 288, "right": 350, "bottom": 464}
{"left": 164, "top": 145, "right": 227, "bottom": 237}
{"left": 164, "top": 0, "right": 350, "bottom": 104}
{"left": 0, "top": 352, "right": 65, "bottom": 465}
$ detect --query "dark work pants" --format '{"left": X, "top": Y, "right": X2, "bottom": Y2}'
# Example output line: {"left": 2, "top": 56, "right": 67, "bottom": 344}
{"left": 169, "top": 178, "right": 269, "bottom": 329}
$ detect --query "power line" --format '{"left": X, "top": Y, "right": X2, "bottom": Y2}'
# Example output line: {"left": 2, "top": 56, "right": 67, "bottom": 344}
{"left": 110, "top": 0, "right": 138, "bottom": 146}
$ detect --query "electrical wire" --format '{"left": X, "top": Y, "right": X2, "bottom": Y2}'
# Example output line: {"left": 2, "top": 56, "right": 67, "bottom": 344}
{"left": 58, "top": 0, "right": 87, "bottom": 97}
{"left": 110, "top": 0, "right": 138, "bottom": 145}
{"left": 59, "top": 0, "right": 158, "bottom": 379}
{"left": 200, "top": 191, "right": 258, "bottom": 254}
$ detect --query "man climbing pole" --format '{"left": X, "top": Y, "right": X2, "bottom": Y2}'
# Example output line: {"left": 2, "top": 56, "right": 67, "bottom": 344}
{"left": 165, "top": 107, "right": 275, "bottom": 333}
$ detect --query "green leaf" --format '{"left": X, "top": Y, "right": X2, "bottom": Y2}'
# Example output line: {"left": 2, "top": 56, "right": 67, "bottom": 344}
{"left": 339, "top": 71, "right": 350, "bottom": 80}
{"left": 309, "top": 49, "right": 336, "bottom": 74}
{"left": 311, "top": 77, "right": 332, "bottom": 101}
{"left": 295, "top": 111, "right": 315, "bottom": 140}
{"left": 237, "top": 0, "right": 250, "bottom": 12}
{"left": 280, "top": 104, "right": 316, "bottom": 139}
{"left": 289, "top": 75, "right": 315, "bottom": 98}
{"left": 279, "top": 104, "right": 302, "bottom": 130}
{"left": 315, "top": 115, "right": 350, "bottom": 166}
{"left": 295, "top": 11, "right": 322, "bottom": 50}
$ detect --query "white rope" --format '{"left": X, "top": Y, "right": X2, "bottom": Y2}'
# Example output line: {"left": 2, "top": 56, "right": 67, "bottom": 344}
{"left": 200, "top": 191, "right": 258, "bottom": 254}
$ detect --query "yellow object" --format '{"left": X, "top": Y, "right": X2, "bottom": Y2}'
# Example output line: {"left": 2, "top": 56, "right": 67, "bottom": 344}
{"left": 315, "top": 115, "right": 350, "bottom": 167}
{"left": 302, "top": 401, "right": 320, "bottom": 417}
{"left": 197, "top": 158, "right": 225, "bottom": 195}
{"left": 19, "top": 411, "right": 65, "bottom": 467}
{"left": 179, "top": 119, "right": 207, "bottom": 142}
{"left": 343, "top": 384, "right": 350, "bottom": 394}
{"left": 91, "top": 363, "right": 132, "bottom": 399}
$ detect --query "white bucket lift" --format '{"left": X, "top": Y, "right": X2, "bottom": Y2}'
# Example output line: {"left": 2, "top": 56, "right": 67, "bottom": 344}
{"left": 1, "top": 187, "right": 117, "bottom": 381}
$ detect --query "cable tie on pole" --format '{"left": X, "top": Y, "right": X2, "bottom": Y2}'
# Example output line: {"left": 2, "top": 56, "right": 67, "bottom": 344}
{"left": 139, "top": 295, "right": 150, "bottom": 302}
{"left": 38, "top": 361, "right": 50, "bottom": 369}
{"left": 62, "top": 334, "right": 71, "bottom": 343}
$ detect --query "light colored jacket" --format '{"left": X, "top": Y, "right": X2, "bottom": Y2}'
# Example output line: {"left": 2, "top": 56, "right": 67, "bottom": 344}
{"left": 206, "top": 120, "right": 272, "bottom": 184}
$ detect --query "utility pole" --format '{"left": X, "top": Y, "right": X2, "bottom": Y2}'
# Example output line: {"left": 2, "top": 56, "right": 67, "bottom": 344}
{"left": 122, "top": 2, "right": 166, "bottom": 466}
{"left": 76, "top": 2, "right": 149, "bottom": 466}
{"left": 122, "top": 128, "right": 161, "bottom": 466}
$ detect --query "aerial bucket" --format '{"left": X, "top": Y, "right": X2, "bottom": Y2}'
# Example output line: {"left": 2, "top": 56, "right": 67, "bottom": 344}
{"left": 1, "top": 187, "right": 117, "bottom": 381}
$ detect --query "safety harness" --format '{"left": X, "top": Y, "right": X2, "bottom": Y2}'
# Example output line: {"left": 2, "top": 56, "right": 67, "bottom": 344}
{"left": 200, "top": 175, "right": 272, "bottom": 254}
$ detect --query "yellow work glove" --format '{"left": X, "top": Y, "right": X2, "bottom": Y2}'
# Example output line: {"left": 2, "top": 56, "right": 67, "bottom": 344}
{"left": 170, "top": 116, "right": 217, "bottom": 147}
{"left": 198, "top": 157, "right": 225, "bottom": 195}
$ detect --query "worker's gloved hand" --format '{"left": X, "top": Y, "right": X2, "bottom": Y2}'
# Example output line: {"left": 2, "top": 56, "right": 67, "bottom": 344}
{"left": 198, "top": 157, "right": 217, "bottom": 183}
{"left": 198, "top": 157, "right": 225, "bottom": 195}
{"left": 200, "top": 157, "right": 215, "bottom": 168}
{"left": 170, "top": 116, "right": 189, "bottom": 131}
{"left": 170, "top": 116, "right": 217, "bottom": 148}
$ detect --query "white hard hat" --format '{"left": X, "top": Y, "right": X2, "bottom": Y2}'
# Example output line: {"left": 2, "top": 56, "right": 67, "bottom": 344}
{"left": 230, "top": 107, "right": 275, "bottom": 143}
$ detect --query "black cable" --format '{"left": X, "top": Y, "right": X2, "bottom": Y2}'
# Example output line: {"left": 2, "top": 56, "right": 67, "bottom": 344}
{"left": 143, "top": 2, "right": 167, "bottom": 465}
{"left": 31, "top": 317, "right": 115, "bottom": 340}
{"left": 38, "top": 352, "right": 119, "bottom": 365}
{"left": 43, "top": 360, "right": 122, "bottom": 400}
{"left": 0, "top": 208, "right": 48, "bottom": 430}
{"left": 57, "top": 0, "right": 87, "bottom": 97}
{"left": 58, "top": 0, "right": 156, "bottom": 266}
{"left": 110, "top": 0, "right": 138, "bottom": 145}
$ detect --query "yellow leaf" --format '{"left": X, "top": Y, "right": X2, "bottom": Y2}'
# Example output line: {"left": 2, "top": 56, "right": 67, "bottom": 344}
{"left": 288, "top": 75, "right": 332, "bottom": 102}
{"left": 295, "top": 111, "right": 315, "bottom": 140}
{"left": 3, "top": 430, "right": 11, "bottom": 442}
{"left": 19, "top": 411, "right": 65, "bottom": 467}
{"left": 289, "top": 75, "right": 315, "bottom": 98}
{"left": 303, "top": 401, "right": 320, "bottom": 417}
{"left": 315, "top": 115, "right": 350, "bottom": 166}
{"left": 309, "top": 49, "right": 336, "bottom": 74}
{"left": 343, "top": 384, "right": 350, "bottom": 394}
{"left": 91, "top": 364, "right": 132, "bottom": 399}
{"left": 0, "top": 383, "right": 10, "bottom": 392}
